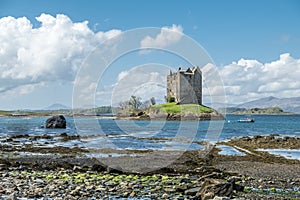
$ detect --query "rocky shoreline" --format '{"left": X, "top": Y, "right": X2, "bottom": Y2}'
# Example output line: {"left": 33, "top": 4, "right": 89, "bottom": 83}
{"left": 0, "top": 134, "right": 299, "bottom": 199}
{"left": 115, "top": 112, "right": 225, "bottom": 121}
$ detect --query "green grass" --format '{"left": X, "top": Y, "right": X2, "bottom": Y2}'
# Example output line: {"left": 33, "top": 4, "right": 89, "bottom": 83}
{"left": 0, "top": 110, "right": 10, "bottom": 115}
{"left": 149, "top": 102, "right": 213, "bottom": 114}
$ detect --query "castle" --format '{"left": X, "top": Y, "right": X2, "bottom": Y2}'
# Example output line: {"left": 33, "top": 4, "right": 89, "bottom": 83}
{"left": 167, "top": 66, "right": 202, "bottom": 104}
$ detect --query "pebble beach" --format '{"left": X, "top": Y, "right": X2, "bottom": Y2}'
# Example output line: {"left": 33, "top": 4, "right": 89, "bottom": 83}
{"left": 1, "top": 133, "right": 300, "bottom": 200}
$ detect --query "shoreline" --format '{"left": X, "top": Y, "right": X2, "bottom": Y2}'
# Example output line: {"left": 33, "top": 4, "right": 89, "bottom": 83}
{"left": 1, "top": 112, "right": 300, "bottom": 118}
{"left": 0, "top": 134, "right": 299, "bottom": 199}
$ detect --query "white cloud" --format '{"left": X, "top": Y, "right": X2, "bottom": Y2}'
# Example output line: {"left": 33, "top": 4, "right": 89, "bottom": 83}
{"left": 3, "top": 83, "right": 45, "bottom": 96}
{"left": 0, "top": 13, "right": 121, "bottom": 95}
{"left": 140, "top": 24, "right": 183, "bottom": 49}
{"left": 106, "top": 66, "right": 168, "bottom": 106}
{"left": 117, "top": 70, "right": 130, "bottom": 81}
{"left": 2, "top": 13, "right": 299, "bottom": 108}
{"left": 113, "top": 71, "right": 166, "bottom": 103}
{"left": 219, "top": 53, "right": 300, "bottom": 104}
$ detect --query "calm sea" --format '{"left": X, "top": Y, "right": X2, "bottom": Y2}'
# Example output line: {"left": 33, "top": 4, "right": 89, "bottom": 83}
{"left": 0, "top": 114, "right": 299, "bottom": 151}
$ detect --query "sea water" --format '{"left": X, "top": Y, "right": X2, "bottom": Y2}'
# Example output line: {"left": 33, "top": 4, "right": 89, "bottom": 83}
{"left": 0, "top": 114, "right": 299, "bottom": 159}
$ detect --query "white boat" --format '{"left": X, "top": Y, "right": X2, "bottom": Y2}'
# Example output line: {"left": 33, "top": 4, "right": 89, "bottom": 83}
{"left": 238, "top": 118, "right": 255, "bottom": 123}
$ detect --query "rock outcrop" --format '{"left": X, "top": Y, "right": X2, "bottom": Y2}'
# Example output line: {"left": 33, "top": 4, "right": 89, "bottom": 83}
{"left": 45, "top": 115, "right": 66, "bottom": 129}
{"left": 196, "top": 178, "right": 244, "bottom": 199}
{"left": 148, "top": 110, "right": 225, "bottom": 121}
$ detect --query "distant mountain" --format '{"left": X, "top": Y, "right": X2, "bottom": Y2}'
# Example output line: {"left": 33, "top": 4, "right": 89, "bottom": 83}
{"left": 203, "top": 102, "right": 237, "bottom": 111}
{"left": 43, "top": 103, "right": 70, "bottom": 110}
{"left": 237, "top": 96, "right": 300, "bottom": 114}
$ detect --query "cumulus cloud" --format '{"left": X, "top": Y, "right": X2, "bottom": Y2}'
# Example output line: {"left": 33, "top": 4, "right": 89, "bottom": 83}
{"left": 0, "top": 13, "right": 121, "bottom": 94}
{"left": 2, "top": 13, "right": 299, "bottom": 108}
{"left": 95, "top": 53, "right": 300, "bottom": 107}
{"left": 219, "top": 53, "right": 300, "bottom": 104}
{"left": 140, "top": 24, "right": 183, "bottom": 49}
{"left": 108, "top": 66, "right": 168, "bottom": 106}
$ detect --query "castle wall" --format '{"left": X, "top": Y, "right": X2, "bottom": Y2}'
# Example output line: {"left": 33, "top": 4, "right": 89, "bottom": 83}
{"left": 167, "top": 67, "right": 202, "bottom": 105}
{"left": 190, "top": 70, "right": 202, "bottom": 104}
{"left": 179, "top": 73, "right": 202, "bottom": 104}
{"left": 167, "top": 74, "right": 178, "bottom": 102}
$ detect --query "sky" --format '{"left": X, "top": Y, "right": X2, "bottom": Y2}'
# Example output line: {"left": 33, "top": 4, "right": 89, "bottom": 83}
{"left": 0, "top": 0, "right": 300, "bottom": 110}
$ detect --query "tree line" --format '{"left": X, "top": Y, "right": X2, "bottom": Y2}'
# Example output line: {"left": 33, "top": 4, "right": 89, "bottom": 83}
{"left": 119, "top": 96, "right": 156, "bottom": 110}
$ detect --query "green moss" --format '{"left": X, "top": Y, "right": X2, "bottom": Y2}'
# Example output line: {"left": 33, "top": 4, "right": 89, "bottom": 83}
{"left": 46, "top": 174, "right": 53, "bottom": 180}
{"left": 59, "top": 173, "right": 71, "bottom": 180}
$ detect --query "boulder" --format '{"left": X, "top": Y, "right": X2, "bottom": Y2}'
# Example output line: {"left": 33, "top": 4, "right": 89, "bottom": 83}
{"left": 196, "top": 178, "right": 244, "bottom": 199}
{"left": 45, "top": 115, "right": 66, "bottom": 129}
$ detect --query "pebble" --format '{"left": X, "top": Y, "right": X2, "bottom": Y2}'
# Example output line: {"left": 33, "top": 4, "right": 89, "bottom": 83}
{"left": 213, "top": 197, "right": 230, "bottom": 200}
{"left": 0, "top": 169, "right": 192, "bottom": 199}
{"left": 184, "top": 187, "right": 201, "bottom": 195}
{"left": 0, "top": 167, "right": 299, "bottom": 199}
{"left": 6, "top": 192, "right": 17, "bottom": 200}
{"left": 129, "top": 191, "right": 136, "bottom": 197}
{"left": 161, "top": 193, "right": 169, "bottom": 199}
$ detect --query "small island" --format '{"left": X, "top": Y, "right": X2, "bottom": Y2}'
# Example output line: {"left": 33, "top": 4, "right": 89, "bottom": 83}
{"left": 116, "top": 102, "right": 224, "bottom": 121}
{"left": 116, "top": 67, "right": 224, "bottom": 121}
{"left": 231, "top": 107, "right": 293, "bottom": 115}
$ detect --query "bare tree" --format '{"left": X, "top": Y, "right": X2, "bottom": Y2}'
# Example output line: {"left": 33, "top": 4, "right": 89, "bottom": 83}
{"left": 128, "top": 95, "right": 142, "bottom": 109}
{"left": 119, "top": 101, "right": 130, "bottom": 109}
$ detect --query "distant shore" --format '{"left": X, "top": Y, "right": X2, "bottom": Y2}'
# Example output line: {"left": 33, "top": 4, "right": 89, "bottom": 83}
{"left": 0, "top": 112, "right": 226, "bottom": 121}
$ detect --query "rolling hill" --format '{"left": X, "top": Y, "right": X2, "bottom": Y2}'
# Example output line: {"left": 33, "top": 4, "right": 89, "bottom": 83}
{"left": 237, "top": 96, "right": 300, "bottom": 114}
{"left": 43, "top": 103, "right": 71, "bottom": 110}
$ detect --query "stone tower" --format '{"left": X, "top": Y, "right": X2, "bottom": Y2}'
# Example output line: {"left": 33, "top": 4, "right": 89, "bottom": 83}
{"left": 167, "top": 66, "right": 202, "bottom": 104}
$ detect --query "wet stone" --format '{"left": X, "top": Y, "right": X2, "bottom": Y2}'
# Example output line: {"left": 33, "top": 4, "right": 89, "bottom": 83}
{"left": 185, "top": 187, "right": 201, "bottom": 195}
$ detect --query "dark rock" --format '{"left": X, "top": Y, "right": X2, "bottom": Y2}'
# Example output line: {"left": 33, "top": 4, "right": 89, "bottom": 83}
{"left": 196, "top": 178, "right": 244, "bottom": 199}
{"left": 241, "top": 136, "right": 251, "bottom": 141}
{"left": 60, "top": 132, "right": 68, "bottom": 137}
{"left": 11, "top": 134, "right": 30, "bottom": 139}
{"left": 198, "top": 172, "right": 223, "bottom": 181}
{"left": 4, "top": 138, "right": 13, "bottom": 142}
{"left": 0, "top": 163, "right": 9, "bottom": 170}
{"left": 156, "top": 167, "right": 176, "bottom": 173}
{"left": 253, "top": 135, "right": 262, "bottom": 140}
{"left": 45, "top": 115, "right": 66, "bottom": 129}
{"left": 227, "top": 176, "right": 242, "bottom": 183}
{"left": 176, "top": 185, "right": 188, "bottom": 192}
{"left": 106, "top": 166, "right": 123, "bottom": 173}
{"left": 29, "top": 134, "right": 52, "bottom": 140}
{"left": 91, "top": 164, "right": 106, "bottom": 172}
{"left": 137, "top": 111, "right": 144, "bottom": 116}
{"left": 264, "top": 135, "right": 275, "bottom": 141}
{"left": 59, "top": 132, "right": 80, "bottom": 141}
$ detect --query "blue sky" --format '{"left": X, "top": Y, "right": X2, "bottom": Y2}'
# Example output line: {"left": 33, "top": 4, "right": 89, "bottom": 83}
{"left": 0, "top": 0, "right": 300, "bottom": 109}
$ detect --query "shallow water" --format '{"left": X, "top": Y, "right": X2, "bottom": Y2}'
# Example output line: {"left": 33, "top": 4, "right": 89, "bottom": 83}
{"left": 257, "top": 148, "right": 300, "bottom": 160}
{"left": 217, "top": 145, "right": 246, "bottom": 156}
{"left": 0, "top": 115, "right": 299, "bottom": 154}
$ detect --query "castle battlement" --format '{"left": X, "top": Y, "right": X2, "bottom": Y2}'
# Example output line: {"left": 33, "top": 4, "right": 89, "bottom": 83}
{"left": 167, "top": 66, "right": 202, "bottom": 104}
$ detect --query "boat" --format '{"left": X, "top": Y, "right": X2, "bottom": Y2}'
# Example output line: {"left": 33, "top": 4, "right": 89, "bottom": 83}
{"left": 238, "top": 118, "right": 255, "bottom": 123}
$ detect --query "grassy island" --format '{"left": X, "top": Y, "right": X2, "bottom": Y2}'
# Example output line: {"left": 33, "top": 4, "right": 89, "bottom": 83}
{"left": 149, "top": 102, "right": 213, "bottom": 114}
{"left": 120, "top": 103, "right": 225, "bottom": 121}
